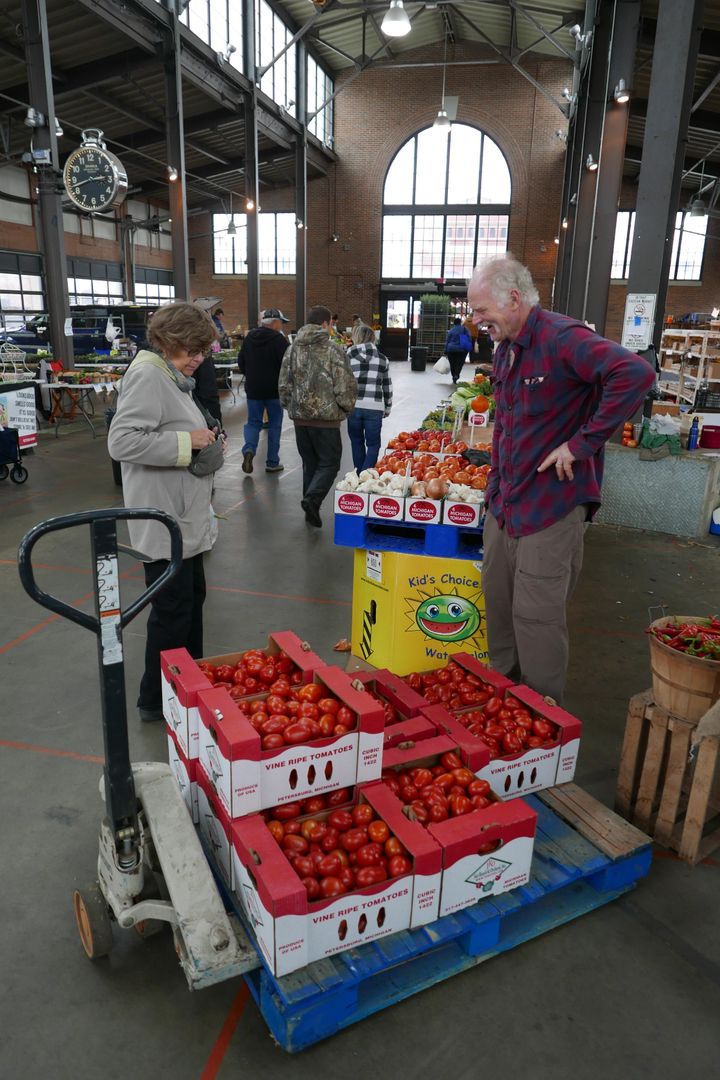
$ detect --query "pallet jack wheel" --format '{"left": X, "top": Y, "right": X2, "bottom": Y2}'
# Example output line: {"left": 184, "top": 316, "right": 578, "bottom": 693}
{"left": 10, "top": 465, "right": 28, "bottom": 484}
{"left": 73, "top": 884, "right": 114, "bottom": 959}
{"left": 0, "top": 465, "right": 8, "bottom": 481}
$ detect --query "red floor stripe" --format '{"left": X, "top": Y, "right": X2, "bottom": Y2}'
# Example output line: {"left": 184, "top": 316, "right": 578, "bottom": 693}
{"left": 199, "top": 983, "right": 250, "bottom": 1079}
{"left": 0, "top": 738, "right": 104, "bottom": 764}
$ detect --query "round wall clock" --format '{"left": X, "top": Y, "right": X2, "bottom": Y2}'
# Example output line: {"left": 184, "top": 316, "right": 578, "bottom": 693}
{"left": 63, "top": 129, "right": 128, "bottom": 214}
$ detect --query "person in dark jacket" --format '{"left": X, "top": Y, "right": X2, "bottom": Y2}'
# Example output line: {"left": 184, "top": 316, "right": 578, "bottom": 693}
{"left": 445, "top": 317, "right": 473, "bottom": 384}
{"left": 238, "top": 308, "right": 289, "bottom": 473}
{"left": 193, "top": 357, "right": 223, "bottom": 428}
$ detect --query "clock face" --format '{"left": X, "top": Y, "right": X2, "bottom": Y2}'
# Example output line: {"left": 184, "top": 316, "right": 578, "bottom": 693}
{"left": 63, "top": 146, "right": 127, "bottom": 213}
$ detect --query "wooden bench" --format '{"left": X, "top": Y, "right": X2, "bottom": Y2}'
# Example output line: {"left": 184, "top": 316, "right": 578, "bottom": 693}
{"left": 615, "top": 689, "right": 720, "bottom": 864}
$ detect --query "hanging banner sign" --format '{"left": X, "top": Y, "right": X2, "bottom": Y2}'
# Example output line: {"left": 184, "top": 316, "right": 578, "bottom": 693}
{"left": 0, "top": 386, "right": 38, "bottom": 447}
{"left": 621, "top": 293, "right": 657, "bottom": 351}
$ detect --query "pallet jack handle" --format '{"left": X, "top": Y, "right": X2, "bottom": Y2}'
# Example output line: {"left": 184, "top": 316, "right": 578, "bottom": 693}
{"left": 18, "top": 508, "right": 183, "bottom": 865}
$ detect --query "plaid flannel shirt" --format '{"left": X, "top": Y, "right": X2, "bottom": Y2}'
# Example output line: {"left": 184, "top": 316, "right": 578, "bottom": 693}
{"left": 347, "top": 342, "right": 393, "bottom": 413}
{"left": 487, "top": 306, "right": 655, "bottom": 538}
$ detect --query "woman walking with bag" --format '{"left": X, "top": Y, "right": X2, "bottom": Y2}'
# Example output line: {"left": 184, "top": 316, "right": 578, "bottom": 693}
{"left": 347, "top": 324, "right": 393, "bottom": 471}
{"left": 108, "top": 302, "right": 224, "bottom": 722}
{"left": 444, "top": 316, "right": 473, "bottom": 384}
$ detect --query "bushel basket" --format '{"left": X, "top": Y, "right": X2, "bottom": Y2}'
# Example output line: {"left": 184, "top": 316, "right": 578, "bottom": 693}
{"left": 648, "top": 615, "right": 720, "bottom": 722}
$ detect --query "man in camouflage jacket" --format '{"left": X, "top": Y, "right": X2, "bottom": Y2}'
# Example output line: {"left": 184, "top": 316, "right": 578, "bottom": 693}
{"left": 279, "top": 304, "right": 357, "bottom": 527}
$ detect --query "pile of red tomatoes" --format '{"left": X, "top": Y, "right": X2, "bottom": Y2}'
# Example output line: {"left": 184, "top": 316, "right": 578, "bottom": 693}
{"left": 266, "top": 801, "right": 411, "bottom": 900}
{"left": 452, "top": 705, "right": 558, "bottom": 760}
{"left": 198, "top": 649, "right": 303, "bottom": 700}
{"left": 382, "top": 751, "right": 497, "bottom": 827}
{"left": 360, "top": 685, "right": 400, "bottom": 726}
{"left": 240, "top": 683, "right": 357, "bottom": 750}
{"left": 404, "top": 662, "right": 497, "bottom": 711}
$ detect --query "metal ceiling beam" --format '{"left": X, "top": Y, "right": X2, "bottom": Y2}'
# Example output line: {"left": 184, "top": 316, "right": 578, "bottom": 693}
{"left": 630, "top": 98, "right": 720, "bottom": 134}
{"left": 692, "top": 67, "right": 720, "bottom": 112}
{"left": 638, "top": 18, "right": 720, "bottom": 61}
{"left": 513, "top": 16, "right": 584, "bottom": 63}
{"left": 508, "top": 0, "right": 578, "bottom": 64}
{"left": 119, "top": 108, "right": 237, "bottom": 151}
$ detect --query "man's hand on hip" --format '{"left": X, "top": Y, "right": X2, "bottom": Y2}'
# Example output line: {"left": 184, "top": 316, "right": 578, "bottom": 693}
{"left": 537, "top": 441, "right": 576, "bottom": 481}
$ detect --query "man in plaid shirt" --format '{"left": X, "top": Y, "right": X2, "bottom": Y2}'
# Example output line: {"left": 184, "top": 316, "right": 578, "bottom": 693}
{"left": 347, "top": 325, "right": 393, "bottom": 470}
{"left": 468, "top": 255, "right": 655, "bottom": 703}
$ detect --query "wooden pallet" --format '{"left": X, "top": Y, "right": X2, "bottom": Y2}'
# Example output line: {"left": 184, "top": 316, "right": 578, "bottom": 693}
{"left": 232, "top": 786, "right": 651, "bottom": 1052}
{"left": 615, "top": 689, "right": 720, "bottom": 864}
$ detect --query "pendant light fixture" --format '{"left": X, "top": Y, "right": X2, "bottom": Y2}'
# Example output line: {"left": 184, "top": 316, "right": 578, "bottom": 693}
{"left": 433, "top": 32, "right": 451, "bottom": 134}
{"left": 381, "top": 0, "right": 411, "bottom": 38}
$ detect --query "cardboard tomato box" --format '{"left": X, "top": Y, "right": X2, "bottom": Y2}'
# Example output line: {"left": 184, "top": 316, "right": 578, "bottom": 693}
{"left": 353, "top": 668, "right": 428, "bottom": 718}
{"left": 167, "top": 728, "right": 199, "bottom": 823}
{"left": 381, "top": 734, "right": 536, "bottom": 916}
{"left": 200, "top": 630, "right": 324, "bottom": 694}
{"left": 443, "top": 501, "right": 482, "bottom": 528}
{"left": 368, "top": 493, "right": 405, "bottom": 521}
{"left": 404, "top": 497, "right": 443, "bottom": 524}
{"left": 383, "top": 714, "right": 440, "bottom": 750}
{"left": 334, "top": 490, "right": 370, "bottom": 517}
{"left": 508, "top": 685, "right": 582, "bottom": 787}
{"left": 407, "top": 653, "right": 513, "bottom": 710}
{"left": 197, "top": 763, "right": 234, "bottom": 890}
{"left": 198, "top": 667, "right": 384, "bottom": 818}
{"left": 231, "top": 782, "right": 442, "bottom": 976}
{"left": 161, "top": 648, "right": 212, "bottom": 760}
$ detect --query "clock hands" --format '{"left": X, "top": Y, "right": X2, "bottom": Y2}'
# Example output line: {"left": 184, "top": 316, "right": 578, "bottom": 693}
{"left": 72, "top": 177, "right": 107, "bottom": 188}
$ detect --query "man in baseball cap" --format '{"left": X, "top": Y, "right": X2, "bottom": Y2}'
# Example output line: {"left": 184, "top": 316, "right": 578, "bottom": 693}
{"left": 238, "top": 308, "right": 290, "bottom": 473}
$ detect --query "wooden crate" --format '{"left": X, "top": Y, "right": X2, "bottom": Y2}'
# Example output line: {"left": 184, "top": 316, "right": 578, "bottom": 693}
{"left": 615, "top": 689, "right": 720, "bottom": 864}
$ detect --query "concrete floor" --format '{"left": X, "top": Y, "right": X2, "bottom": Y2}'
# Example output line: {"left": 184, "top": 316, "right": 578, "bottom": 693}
{"left": 1, "top": 361, "right": 719, "bottom": 1078}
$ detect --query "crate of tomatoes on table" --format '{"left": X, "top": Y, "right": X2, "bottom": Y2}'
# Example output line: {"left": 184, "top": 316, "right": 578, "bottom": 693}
{"left": 404, "top": 654, "right": 582, "bottom": 799}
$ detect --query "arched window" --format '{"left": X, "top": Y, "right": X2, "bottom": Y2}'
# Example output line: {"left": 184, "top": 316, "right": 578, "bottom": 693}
{"left": 381, "top": 125, "right": 511, "bottom": 281}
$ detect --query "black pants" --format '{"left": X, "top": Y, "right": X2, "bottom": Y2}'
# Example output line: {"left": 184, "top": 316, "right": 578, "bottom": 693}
{"left": 138, "top": 553, "right": 206, "bottom": 710}
{"left": 447, "top": 350, "right": 467, "bottom": 382}
{"left": 294, "top": 424, "right": 342, "bottom": 508}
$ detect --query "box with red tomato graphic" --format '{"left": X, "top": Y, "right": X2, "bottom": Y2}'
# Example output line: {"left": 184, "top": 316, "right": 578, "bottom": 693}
{"left": 380, "top": 734, "right": 537, "bottom": 916}
{"left": 334, "top": 490, "right": 369, "bottom": 517}
{"left": 197, "top": 763, "right": 234, "bottom": 890}
{"left": 167, "top": 728, "right": 199, "bottom": 823}
{"left": 197, "top": 667, "right": 384, "bottom": 818}
{"left": 231, "top": 782, "right": 442, "bottom": 976}
{"left": 442, "top": 501, "right": 483, "bottom": 529}
{"left": 404, "top": 497, "right": 443, "bottom": 525}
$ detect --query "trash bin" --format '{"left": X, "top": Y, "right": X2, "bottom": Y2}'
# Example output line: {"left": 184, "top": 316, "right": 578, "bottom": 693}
{"left": 410, "top": 346, "right": 428, "bottom": 372}
{"left": 105, "top": 408, "right": 123, "bottom": 487}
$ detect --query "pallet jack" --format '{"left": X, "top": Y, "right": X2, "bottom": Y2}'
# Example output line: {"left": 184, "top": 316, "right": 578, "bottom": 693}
{"left": 18, "top": 508, "right": 256, "bottom": 989}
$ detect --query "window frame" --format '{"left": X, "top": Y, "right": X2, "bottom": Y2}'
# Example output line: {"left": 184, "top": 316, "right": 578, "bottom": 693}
{"left": 611, "top": 208, "right": 707, "bottom": 283}
{"left": 211, "top": 212, "right": 297, "bottom": 276}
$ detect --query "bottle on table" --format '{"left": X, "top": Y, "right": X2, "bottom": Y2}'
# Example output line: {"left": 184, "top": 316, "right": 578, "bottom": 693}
{"left": 688, "top": 416, "right": 700, "bottom": 450}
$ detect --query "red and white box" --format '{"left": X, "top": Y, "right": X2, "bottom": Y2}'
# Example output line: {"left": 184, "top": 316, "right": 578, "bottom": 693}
{"left": 428, "top": 798, "right": 536, "bottom": 917}
{"left": 368, "top": 494, "right": 405, "bottom": 521}
{"left": 404, "top": 498, "right": 443, "bottom": 525}
{"left": 200, "top": 631, "right": 324, "bottom": 695}
{"left": 167, "top": 728, "right": 199, "bottom": 823}
{"left": 334, "top": 490, "right": 370, "bottom": 517}
{"left": 383, "top": 714, "right": 440, "bottom": 749}
{"left": 197, "top": 764, "right": 234, "bottom": 890}
{"left": 507, "top": 685, "right": 582, "bottom": 787}
{"left": 442, "top": 500, "right": 482, "bottom": 528}
{"left": 231, "top": 783, "right": 442, "bottom": 976}
{"left": 161, "top": 648, "right": 212, "bottom": 760}
{"left": 381, "top": 734, "right": 536, "bottom": 916}
{"left": 353, "top": 667, "right": 428, "bottom": 718}
{"left": 198, "top": 667, "right": 384, "bottom": 817}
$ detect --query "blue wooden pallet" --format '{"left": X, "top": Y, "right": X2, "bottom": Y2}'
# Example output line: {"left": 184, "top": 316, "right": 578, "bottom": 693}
{"left": 237, "top": 795, "right": 652, "bottom": 1052}
{"left": 334, "top": 513, "right": 484, "bottom": 557}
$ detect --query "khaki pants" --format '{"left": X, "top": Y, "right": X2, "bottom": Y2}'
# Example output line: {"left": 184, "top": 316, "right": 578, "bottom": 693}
{"left": 482, "top": 506, "right": 587, "bottom": 704}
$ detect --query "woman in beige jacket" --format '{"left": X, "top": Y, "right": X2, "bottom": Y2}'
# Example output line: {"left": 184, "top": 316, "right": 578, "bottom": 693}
{"left": 108, "top": 302, "right": 221, "bottom": 722}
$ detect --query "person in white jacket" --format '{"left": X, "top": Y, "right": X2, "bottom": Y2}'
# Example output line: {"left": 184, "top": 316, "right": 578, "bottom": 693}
{"left": 108, "top": 302, "right": 222, "bottom": 722}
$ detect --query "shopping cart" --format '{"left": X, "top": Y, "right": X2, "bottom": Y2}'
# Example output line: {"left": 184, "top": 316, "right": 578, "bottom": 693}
{"left": 0, "top": 426, "right": 28, "bottom": 484}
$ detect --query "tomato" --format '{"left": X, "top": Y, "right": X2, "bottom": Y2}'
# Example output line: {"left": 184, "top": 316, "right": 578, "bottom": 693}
{"left": 527, "top": 735, "right": 544, "bottom": 748}
{"left": 317, "top": 853, "right": 343, "bottom": 877}
{"left": 336, "top": 705, "right": 354, "bottom": 727}
{"left": 283, "top": 820, "right": 301, "bottom": 836}
{"left": 292, "top": 855, "right": 314, "bottom": 877}
{"left": 264, "top": 694, "right": 285, "bottom": 715}
{"left": 333, "top": 723, "right": 350, "bottom": 736}
{"left": 433, "top": 772, "right": 456, "bottom": 791}
{"left": 243, "top": 677, "right": 259, "bottom": 694}
{"left": 267, "top": 820, "right": 284, "bottom": 842}
{"left": 258, "top": 664, "right": 276, "bottom": 685}
{"left": 383, "top": 773, "right": 401, "bottom": 796}
{"left": 284, "top": 722, "right": 312, "bottom": 745}
{"left": 197, "top": 662, "right": 216, "bottom": 679}
{"left": 470, "top": 795, "right": 491, "bottom": 811}
{"left": 448, "top": 794, "right": 472, "bottom": 816}
{"left": 275, "top": 654, "right": 294, "bottom": 675}
{"left": 451, "top": 767, "right": 475, "bottom": 788}
{"left": 282, "top": 833, "right": 309, "bottom": 855}
{"left": 320, "top": 876, "right": 346, "bottom": 898}
{"left": 356, "top": 866, "right": 387, "bottom": 887}
{"left": 260, "top": 715, "right": 290, "bottom": 735}
{"left": 262, "top": 733, "right": 285, "bottom": 750}
{"left": 533, "top": 718, "right": 555, "bottom": 740}
{"left": 318, "top": 697, "right": 339, "bottom": 715}
{"left": 318, "top": 714, "right": 336, "bottom": 737}
{"left": 409, "top": 801, "right": 429, "bottom": 824}
{"left": 302, "top": 876, "right": 322, "bottom": 900}
{"left": 304, "top": 719, "right": 321, "bottom": 740}
{"left": 249, "top": 699, "right": 268, "bottom": 714}
{"left": 285, "top": 700, "right": 300, "bottom": 716}
{"left": 356, "top": 842, "right": 383, "bottom": 867}
{"left": 339, "top": 866, "right": 356, "bottom": 890}
{"left": 352, "top": 804, "right": 374, "bottom": 827}
{"left": 513, "top": 711, "right": 533, "bottom": 730}
{"left": 367, "top": 820, "right": 389, "bottom": 844}
{"left": 428, "top": 802, "right": 449, "bottom": 823}
{"left": 388, "top": 855, "right": 412, "bottom": 876}
{"left": 273, "top": 802, "right": 301, "bottom": 820}
{"left": 232, "top": 669, "right": 246, "bottom": 686}
{"left": 301, "top": 796, "right": 326, "bottom": 814}
{"left": 468, "top": 778, "right": 491, "bottom": 798}
{"left": 300, "top": 820, "right": 326, "bottom": 843}
{"left": 329, "top": 847, "right": 349, "bottom": 867}
{"left": 269, "top": 679, "right": 290, "bottom": 697}
{"left": 320, "top": 827, "right": 340, "bottom": 852}
{"left": 245, "top": 657, "right": 265, "bottom": 676}
{"left": 297, "top": 683, "right": 323, "bottom": 703}
{"left": 214, "top": 664, "right": 235, "bottom": 683}
{"left": 411, "top": 768, "right": 433, "bottom": 790}
{"left": 229, "top": 686, "right": 249, "bottom": 702}
{"left": 384, "top": 836, "right": 407, "bottom": 859}
{"left": 328, "top": 810, "right": 353, "bottom": 831}
{"left": 341, "top": 827, "right": 369, "bottom": 852}
{"left": 326, "top": 788, "right": 351, "bottom": 807}
{"left": 484, "top": 696, "right": 503, "bottom": 716}
{"left": 502, "top": 732, "right": 523, "bottom": 754}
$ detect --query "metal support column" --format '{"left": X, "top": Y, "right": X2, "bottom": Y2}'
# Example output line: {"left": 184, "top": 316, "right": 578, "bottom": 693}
{"left": 164, "top": 9, "right": 189, "bottom": 300}
{"left": 295, "top": 41, "right": 307, "bottom": 326}
{"left": 626, "top": 0, "right": 704, "bottom": 350}
{"left": 584, "top": 0, "right": 641, "bottom": 334}
{"left": 21, "top": 0, "right": 74, "bottom": 368}
{"left": 242, "top": 0, "right": 260, "bottom": 327}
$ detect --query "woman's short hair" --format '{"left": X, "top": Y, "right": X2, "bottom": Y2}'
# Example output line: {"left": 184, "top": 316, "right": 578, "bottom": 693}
{"left": 469, "top": 255, "right": 540, "bottom": 307}
{"left": 147, "top": 302, "right": 218, "bottom": 358}
{"left": 352, "top": 323, "right": 375, "bottom": 345}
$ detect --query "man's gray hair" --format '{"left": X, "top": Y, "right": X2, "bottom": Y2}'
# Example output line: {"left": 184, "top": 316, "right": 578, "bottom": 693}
{"left": 469, "top": 255, "right": 540, "bottom": 307}
{"left": 351, "top": 323, "right": 375, "bottom": 345}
